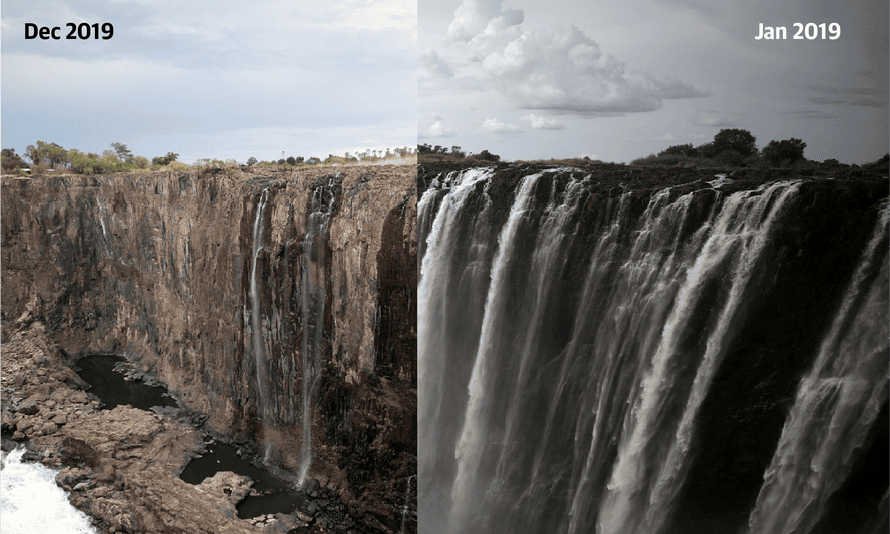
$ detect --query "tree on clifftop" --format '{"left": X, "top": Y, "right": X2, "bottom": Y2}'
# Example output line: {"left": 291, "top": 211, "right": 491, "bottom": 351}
{"left": 25, "top": 141, "right": 69, "bottom": 168}
{"left": 1, "top": 148, "right": 25, "bottom": 172}
{"left": 761, "top": 138, "right": 806, "bottom": 166}
{"left": 152, "top": 152, "right": 179, "bottom": 166}
{"left": 475, "top": 149, "right": 500, "bottom": 162}
{"left": 710, "top": 129, "right": 758, "bottom": 157}
{"left": 111, "top": 142, "right": 133, "bottom": 162}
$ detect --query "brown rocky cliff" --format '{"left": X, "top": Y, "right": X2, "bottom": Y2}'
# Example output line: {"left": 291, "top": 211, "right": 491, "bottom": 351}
{"left": 2, "top": 166, "right": 417, "bottom": 530}
{"left": 2, "top": 322, "right": 261, "bottom": 533}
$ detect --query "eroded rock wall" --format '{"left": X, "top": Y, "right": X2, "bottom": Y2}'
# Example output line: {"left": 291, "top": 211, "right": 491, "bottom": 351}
{"left": 2, "top": 166, "right": 417, "bottom": 528}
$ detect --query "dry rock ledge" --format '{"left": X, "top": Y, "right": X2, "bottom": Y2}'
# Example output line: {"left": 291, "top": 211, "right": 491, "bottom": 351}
{"left": 2, "top": 167, "right": 418, "bottom": 533}
{"left": 2, "top": 322, "right": 263, "bottom": 533}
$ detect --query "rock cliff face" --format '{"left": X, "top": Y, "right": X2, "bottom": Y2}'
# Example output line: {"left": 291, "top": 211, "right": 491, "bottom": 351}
{"left": 2, "top": 166, "right": 417, "bottom": 531}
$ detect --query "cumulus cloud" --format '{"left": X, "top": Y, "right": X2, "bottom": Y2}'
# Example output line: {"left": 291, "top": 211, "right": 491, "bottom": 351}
{"left": 521, "top": 113, "right": 565, "bottom": 130}
{"left": 429, "top": 120, "right": 456, "bottom": 137}
{"left": 332, "top": 0, "right": 416, "bottom": 33}
{"left": 420, "top": 49, "right": 453, "bottom": 80}
{"left": 480, "top": 117, "right": 521, "bottom": 134}
{"left": 447, "top": 0, "right": 523, "bottom": 43}
{"left": 444, "top": 0, "right": 708, "bottom": 115}
{"left": 421, "top": 114, "right": 456, "bottom": 138}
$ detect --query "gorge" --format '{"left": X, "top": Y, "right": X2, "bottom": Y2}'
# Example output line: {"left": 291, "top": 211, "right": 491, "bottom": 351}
{"left": 1, "top": 166, "right": 417, "bottom": 533}
{"left": 418, "top": 162, "right": 888, "bottom": 534}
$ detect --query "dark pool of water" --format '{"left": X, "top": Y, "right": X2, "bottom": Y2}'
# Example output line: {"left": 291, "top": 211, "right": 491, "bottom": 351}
{"left": 180, "top": 440, "right": 306, "bottom": 518}
{"left": 74, "top": 355, "right": 178, "bottom": 411}
{"left": 238, "top": 491, "right": 305, "bottom": 519}
{"left": 74, "top": 354, "right": 304, "bottom": 518}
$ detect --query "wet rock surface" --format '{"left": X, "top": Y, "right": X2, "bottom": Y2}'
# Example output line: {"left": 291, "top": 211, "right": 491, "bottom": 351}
{"left": 418, "top": 162, "right": 888, "bottom": 534}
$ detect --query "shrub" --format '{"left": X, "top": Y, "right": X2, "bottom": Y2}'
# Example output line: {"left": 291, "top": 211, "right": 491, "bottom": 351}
{"left": 659, "top": 144, "right": 699, "bottom": 157}
{"left": 715, "top": 149, "right": 746, "bottom": 167}
{"left": 133, "top": 156, "right": 150, "bottom": 169}
{"left": 152, "top": 152, "right": 179, "bottom": 166}
{"left": 1, "top": 149, "right": 25, "bottom": 173}
{"left": 166, "top": 161, "right": 190, "bottom": 172}
{"left": 696, "top": 141, "right": 718, "bottom": 158}
{"left": 863, "top": 153, "right": 888, "bottom": 170}
{"left": 70, "top": 151, "right": 98, "bottom": 174}
{"left": 475, "top": 149, "right": 500, "bottom": 162}
{"left": 631, "top": 153, "right": 698, "bottom": 166}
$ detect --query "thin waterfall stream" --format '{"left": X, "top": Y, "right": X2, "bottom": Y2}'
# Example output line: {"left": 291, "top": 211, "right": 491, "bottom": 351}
{"left": 250, "top": 188, "right": 271, "bottom": 447}
{"left": 298, "top": 176, "right": 337, "bottom": 486}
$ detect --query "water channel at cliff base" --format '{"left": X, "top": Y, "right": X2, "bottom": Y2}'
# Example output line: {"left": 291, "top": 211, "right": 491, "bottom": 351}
{"left": 74, "top": 354, "right": 306, "bottom": 519}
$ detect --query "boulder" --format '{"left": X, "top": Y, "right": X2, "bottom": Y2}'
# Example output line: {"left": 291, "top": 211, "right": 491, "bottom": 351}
{"left": 17, "top": 398, "right": 39, "bottom": 415}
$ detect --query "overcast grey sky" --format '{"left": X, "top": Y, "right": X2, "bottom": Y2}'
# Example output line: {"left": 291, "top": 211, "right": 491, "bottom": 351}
{"left": 420, "top": 0, "right": 888, "bottom": 163}
{"left": 2, "top": 0, "right": 416, "bottom": 163}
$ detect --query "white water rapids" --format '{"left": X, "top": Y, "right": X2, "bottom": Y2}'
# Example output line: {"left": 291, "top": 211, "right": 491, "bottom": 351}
{"left": 1, "top": 448, "right": 97, "bottom": 534}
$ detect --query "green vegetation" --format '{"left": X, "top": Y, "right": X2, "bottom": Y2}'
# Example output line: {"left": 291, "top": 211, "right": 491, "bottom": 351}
{"left": 417, "top": 143, "right": 501, "bottom": 164}
{"left": 632, "top": 129, "right": 817, "bottom": 169}
{"left": 110, "top": 142, "right": 133, "bottom": 162}
{"left": 0, "top": 141, "right": 415, "bottom": 176}
{"left": 1, "top": 148, "right": 27, "bottom": 175}
{"left": 761, "top": 138, "right": 807, "bottom": 166}
{"left": 416, "top": 130, "right": 887, "bottom": 174}
{"left": 707, "top": 128, "right": 758, "bottom": 158}
{"left": 152, "top": 152, "right": 179, "bottom": 166}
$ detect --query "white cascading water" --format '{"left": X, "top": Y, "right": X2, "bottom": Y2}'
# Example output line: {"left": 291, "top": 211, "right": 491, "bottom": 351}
{"left": 250, "top": 188, "right": 271, "bottom": 448}
{"left": 596, "top": 181, "right": 801, "bottom": 534}
{"left": 418, "top": 167, "right": 886, "bottom": 534}
{"left": 297, "top": 178, "right": 335, "bottom": 486}
{"left": 401, "top": 474, "right": 416, "bottom": 534}
{"left": 1, "top": 448, "right": 97, "bottom": 534}
{"left": 418, "top": 168, "right": 495, "bottom": 528}
{"left": 746, "top": 209, "right": 889, "bottom": 534}
{"left": 449, "top": 172, "right": 543, "bottom": 533}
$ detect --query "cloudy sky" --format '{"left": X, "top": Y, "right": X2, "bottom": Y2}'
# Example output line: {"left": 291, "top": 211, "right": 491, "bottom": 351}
{"left": 420, "top": 0, "right": 888, "bottom": 163}
{"left": 1, "top": 0, "right": 416, "bottom": 163}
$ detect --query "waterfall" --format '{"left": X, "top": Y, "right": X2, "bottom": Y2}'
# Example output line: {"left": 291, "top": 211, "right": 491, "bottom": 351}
{"left": 596, "top": 181, "right": 801, "bottom": 534}
{"left": 746, "top": 209, "right": 889, "bottom": 534}
{"left": 401, "top": 474, "right": 416, "bottom": 534}
{"left": 297, "top": 176, "right": 337, "bottom": 486}
{"left": 251, "top": 188, "right": 271, "bottom": 422}
{"left": 418, "top": 166, "right": 888, "bottom": 534}
{"left": 449, "top": 173, "right": 543, "bottom": 533}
